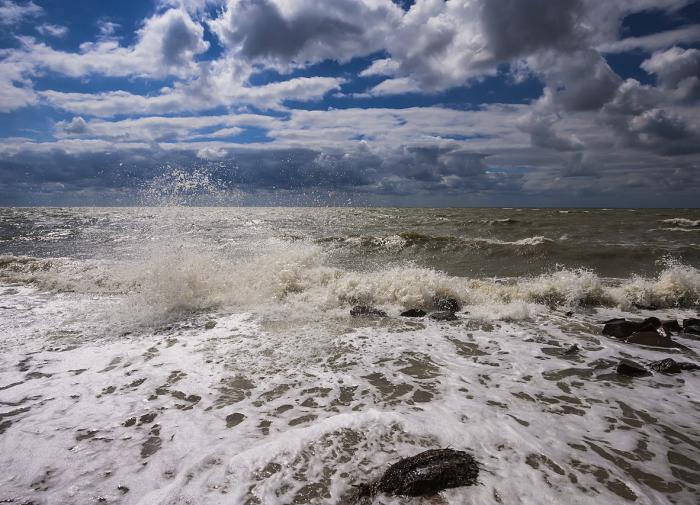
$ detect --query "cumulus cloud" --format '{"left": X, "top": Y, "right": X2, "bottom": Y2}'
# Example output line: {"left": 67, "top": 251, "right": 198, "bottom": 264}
{"left": 517, "top": 113, "right": 584, "bottom": 151}
{"left": 210, "top": 0, "right": 402, "bottom": 69}
{"left": 627, "top": 108, "right": 700, "bottom": 155}
{"left": 11, "top": 8, "right": 208, "bottom": 79}
{"left": 481, "top": 0, "right": 586, "bottom": 60}
{"left": 2, "top": 0, "right": 700, "bottom": 205}
{"left": 0, "top": 58, "right": 36, "bottom": 112}
{"left": 532, "top": 49, "right": 622, "bottom": 112}
{"left": 642, "top": 47, "right": 700, "bottom": 102}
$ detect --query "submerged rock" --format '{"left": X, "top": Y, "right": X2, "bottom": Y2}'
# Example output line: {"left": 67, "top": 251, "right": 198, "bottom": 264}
{"left": 400, "top": 308, "right": 427, "bottom": 318}
{"left": 430, "top": 311, "right": 458, "bottom": 321}
{"left": 433, "top": 296, "right": 461, "bottom": 313}
{"left": 625, "top": 331, "right": 684, "bottom": 349}
{"left": 352, "top": 449, "right": 479, "bottom": 502}
{"left": 649, "top": 358, "right": 700, "bottom": 374}
{"left": 603, "top": 317, "right": 660, "bottom": 339}
{"left": 563, "top": 344, "right": 580, "bottom": 355}
{"left": 350, "top": 306, "right": 387, "bottom": 317}
{"left": 617, "top": 359, "right": 651, "bottom": 377}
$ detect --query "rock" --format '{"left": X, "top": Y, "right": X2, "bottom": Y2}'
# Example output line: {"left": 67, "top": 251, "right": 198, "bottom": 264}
{"left": 563, "top": 344, "right": 580, "bottom": 355}
{"left": 683, "top": 318, "right": 700, "bottom": 328}
{"left": 641, "top": 317, "right": 662, "bottom": 330}
{"left": 400, "top": 308, "right": 427, "bottom": 318}
{"left": 226, "top": 412, "right": 245, "bottom": 428}
{"left": 617, "top": 359, "right": 651, "bottom": 377}
{"left": 352, "top": 449, "right": 479, "bottom": 501}
{"left": 204, "top": 320, "right": 216, "bottom": 330}
{"left": 603, "top": 318, "right": 626, "bottom": 324}
{"left": 661, "top": 320, "right": 682, "bottom": 335}
{"left": 602, "top": 320, "right": 641, "bottom": 339}
{"left": 430, "top": 311, "right": 458, "bottom": 321}
{"left": 350, "top": 306, "right": 387, "bottom": 317}
{"left": 648, "top": 358, "right": 700, "bottom": 374}
{"left": 433, "top": 296, "right": 461, "bottom": 313}
{"left": 602, "top": 317, "right": 661, "bottom": 339}
{"left": 625, "top": 331, "right": 684, "bottom": 349}
{"left": 564, "top": 311, "right": 574, "bottom": 317}
{"left": 684, "top": 325, "right": 700, "bottom": 336}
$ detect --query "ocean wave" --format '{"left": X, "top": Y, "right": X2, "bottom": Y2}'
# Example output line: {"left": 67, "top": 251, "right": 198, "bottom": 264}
{"left": 482, "top": 218, "right": 519, "bottom": 225}
{"left": 315, "top": 233, "right": 554, "bottom": 253}
{"left": 652, "top": 227, "right": 700, "bottom": 233}
{"left": 3, "top": 249, "right": 699, "bottom": 326}
{"left": 659, "top": 218, "right": 700, "bottom": 227}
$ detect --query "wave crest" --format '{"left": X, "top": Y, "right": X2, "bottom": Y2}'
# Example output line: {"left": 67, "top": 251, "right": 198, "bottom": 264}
{"left": 3, "top": 250, "right": 699, "bottom": 325}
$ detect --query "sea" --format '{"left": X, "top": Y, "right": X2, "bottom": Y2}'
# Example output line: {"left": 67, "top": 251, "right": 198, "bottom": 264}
{"left": 1, "top": 205, "right": 699, "bottom": 505}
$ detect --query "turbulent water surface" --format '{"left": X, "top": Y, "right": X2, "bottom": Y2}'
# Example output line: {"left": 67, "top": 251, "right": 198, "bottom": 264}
{"left": 1, "top": 207, "right": 700, "bottom": 505}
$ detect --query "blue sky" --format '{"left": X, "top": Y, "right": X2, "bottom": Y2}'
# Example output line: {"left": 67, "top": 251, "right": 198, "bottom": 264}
{"left": 1, "top": 0, "right": 699, "bottom": 206}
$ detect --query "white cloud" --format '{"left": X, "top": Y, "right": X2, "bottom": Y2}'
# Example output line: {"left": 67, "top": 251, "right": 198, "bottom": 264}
{"left": 41, "top": 72, "right": 343, "bottom": 116}
{"left": 0, "top": 59, "right": 36, "bottom": 112}
{"left": 55, "top": 114, "right": 269, "bottom": 142}
{"left": 359, "top": 58, "right": 399, "bottom": 77}
{"left": 642, "top": 46, "right": 700, "bottom": 102}
{"left": 0, "top": 0, "right": 42, "bottom": 26}
{"left": 599, "top": 25, "right": 700, "bottom": 53}
{"left": 12, "top": 8, "right": 208, "bottom": 79}
{"left": 361, "top": 77, "right": 421, "bottom": 97}
{"left": 209, "top": 0, "right": 403, "bottom": 70}
{"left": 36, "top": 23, "right": 69, "bottom": 38}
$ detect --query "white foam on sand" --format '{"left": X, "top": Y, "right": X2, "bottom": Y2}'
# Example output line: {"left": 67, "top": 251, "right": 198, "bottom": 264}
{"left": 1, "top": 281, "right": 699, "bottom": 505}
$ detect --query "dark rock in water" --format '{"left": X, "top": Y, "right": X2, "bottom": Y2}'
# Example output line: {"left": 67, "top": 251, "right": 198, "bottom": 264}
{"left": 684, "top": 325, "right": 700, "bottom": 336}
{"left": 400, "top": 308, "right": 427, "bottom": 318}
{"left": 353, "top": 449, "right": 479, "bottom": 501}
{"left": 648, "top": 358, "right": 700, "bottom": 374}
{"left": 433, "top": 296, "right": 461, "bottom": 313}
{"left": 603, "top": 317, "right": 661, "bottom": 339}
{"left": 350, "top": 305, "right": 387, "bottom": 317}
{"left": 226, "top": 412, "right": 245, "bottom": 428}
{"left": 563, "top": 344, "right": 580, "bottom": 355}
{"left": 617, "top": 359, "right": 651, "bottom": 377}
{"left": 603, "top": 318, "right": 626, "bottom": 324}
{"left": 564, "top": 311, "right": 574, "bottom": 317}
{"left": 641, "top": 317, "right": 662, "bottom": 330}
{"left": 649, "top": 358, "right": 683, "bottom": 374}
{"left": 430, "top": 311, "right": 458, "bottom": 321}
{"left": 661, "top": 320, "right": 682, "bottom": 335}
{"left": 625, "top": 331, "right": 683, "bottom": 349}
{"left": 603, "top": 320, "right": 641, "bottom": 339}
{"left": 683, "top": 318, "right": 700, "bottom": 328}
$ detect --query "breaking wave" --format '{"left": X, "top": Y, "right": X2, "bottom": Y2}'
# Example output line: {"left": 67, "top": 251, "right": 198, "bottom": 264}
{"left": 316, "top": 233, "right": 555, "bottom": 254}
{"left": 2, "top": 247, "right": 699, "bottom": 326}
{"left": 659, "top": 218, "right": 700, "bottom": 228}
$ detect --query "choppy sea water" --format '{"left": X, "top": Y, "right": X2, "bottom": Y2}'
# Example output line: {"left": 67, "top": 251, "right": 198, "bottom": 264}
{"left": 1, "top": 207, "right": 699, "bottom": 505}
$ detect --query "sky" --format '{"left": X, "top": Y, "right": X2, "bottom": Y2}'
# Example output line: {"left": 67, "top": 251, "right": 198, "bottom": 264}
{"left": 0, "top": 0, "right": 699, "bottom": 206}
